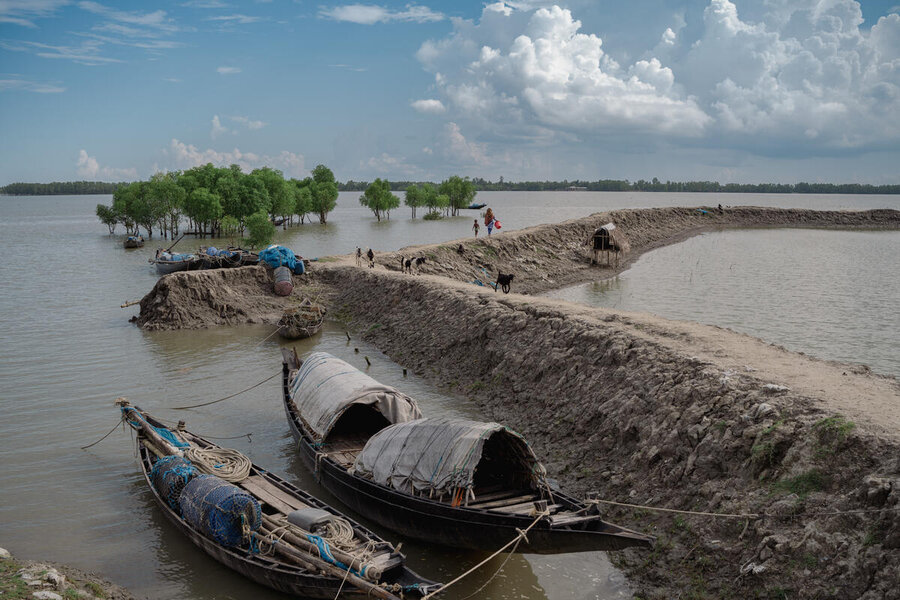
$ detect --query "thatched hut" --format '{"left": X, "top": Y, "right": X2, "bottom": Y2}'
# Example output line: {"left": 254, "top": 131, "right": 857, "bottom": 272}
{"left": 586, "top": 223, "right": 629, "bottom": 267}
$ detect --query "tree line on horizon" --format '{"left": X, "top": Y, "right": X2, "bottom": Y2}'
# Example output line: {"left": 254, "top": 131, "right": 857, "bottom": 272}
{"left": 4, "top": 176, "right": 899, "bottom": 197}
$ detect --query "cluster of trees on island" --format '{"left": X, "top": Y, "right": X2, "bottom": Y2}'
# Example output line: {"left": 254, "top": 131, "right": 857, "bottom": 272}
{"left": 358, "top": 176, "right": 477, "bottom": 221}
{"left": 94, "top": 163, "right": 341, "bottom": 246}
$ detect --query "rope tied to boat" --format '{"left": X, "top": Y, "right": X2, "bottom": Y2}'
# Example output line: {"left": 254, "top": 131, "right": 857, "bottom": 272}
{"left": 184, "top": 446, "right": 252, "bottom": 483}
{"left": 421, "top": 508, "right": 551, "bottom": 600}
{"left": 171, "top": 371, "right": 280, "bottom": 410}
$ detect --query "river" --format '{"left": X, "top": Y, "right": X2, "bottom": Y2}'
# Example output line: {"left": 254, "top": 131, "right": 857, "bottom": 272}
{"left": 0, "top": 191, "right": 896, "bottom": 599}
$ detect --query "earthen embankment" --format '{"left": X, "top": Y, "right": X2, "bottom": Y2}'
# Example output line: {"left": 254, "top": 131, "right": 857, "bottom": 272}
{"left": 382, "top": 206, "right": 900, "bottom": 294}
{"left": 320, "top": 265, "right": 900, "bottom": 600}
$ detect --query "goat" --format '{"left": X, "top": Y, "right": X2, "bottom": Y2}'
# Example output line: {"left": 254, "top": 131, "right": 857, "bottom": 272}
{"left": 496, "top": 272, "right": 514, "bottom": 294}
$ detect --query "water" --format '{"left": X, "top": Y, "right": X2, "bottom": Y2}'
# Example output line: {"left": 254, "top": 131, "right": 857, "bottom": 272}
{"left": 546, "top": 228, "right": 900, "bottom": 378}
{"left": 0, "top": 191, "right": 896, "bottom": 599}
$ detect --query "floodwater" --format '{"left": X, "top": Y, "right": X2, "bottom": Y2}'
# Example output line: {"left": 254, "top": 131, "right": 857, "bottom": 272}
{"left": 0, "top": 191, "right": 896, "bottom": 599}
{"left": 546, "top": 228, "right": 900, "bottom": 378}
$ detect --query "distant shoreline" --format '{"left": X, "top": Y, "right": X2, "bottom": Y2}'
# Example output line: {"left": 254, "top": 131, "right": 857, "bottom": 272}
{"left": 4, "top": 180, "right": 900, "bottom": 196}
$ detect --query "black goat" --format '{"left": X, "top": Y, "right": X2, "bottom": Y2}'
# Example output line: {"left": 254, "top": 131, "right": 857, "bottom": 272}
{"left": 496, "top": 272, "right": 514, "bottom": 294}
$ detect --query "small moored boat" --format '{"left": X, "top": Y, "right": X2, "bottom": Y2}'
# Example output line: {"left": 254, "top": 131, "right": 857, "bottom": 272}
{"left": 278, "top": 299, "right": 326, "bottom": 339}
{"left": 152, "top": 249, "right": 200, "bottom": 274}
{"left": 467, "top": 203, "right": 486, "bottom": 210}
{"left": 124, "top": 235, "right": 144, "bottom": 249}
{"left": 116, "top": 400, "right": 441, "bottom": 600}
{"left": 280, "top": 351, "right": 654, "bottom": 553}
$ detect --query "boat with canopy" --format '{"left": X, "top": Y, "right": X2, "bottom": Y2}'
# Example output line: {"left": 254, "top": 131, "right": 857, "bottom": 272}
{"left": 280, "top": 350, "right": 654, "bottom": 553}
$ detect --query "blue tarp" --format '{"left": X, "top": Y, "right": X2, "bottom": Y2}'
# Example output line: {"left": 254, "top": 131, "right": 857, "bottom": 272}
{"left": 258, "top": 245, "right": 305, "bottom": 274}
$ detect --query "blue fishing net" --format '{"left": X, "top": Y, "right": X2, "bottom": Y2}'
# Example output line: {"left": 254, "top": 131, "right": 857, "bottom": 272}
{"left": 150, "top": 455, "right": 199, "bottom": 511}
{"left": 179, "top": 475, "right": 261, "bottom": 547}
{"left": 152, "top": 426, "right": 191, "bottom": 449}
{"left": 258, "top": 245, "right": 304, "bottom": 274}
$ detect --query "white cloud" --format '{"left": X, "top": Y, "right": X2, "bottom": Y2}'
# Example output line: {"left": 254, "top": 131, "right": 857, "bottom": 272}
{"left": 0, "top": 39, "right": 122, "bottom": 65}
{"left": 0, "top": 0, "right": 69, "bottom": 27}
{"left": 0, "top": 78, "right": 66, "bottom": 93}
{"left": 217, "top": 66, "right": 241, "bottom": 74}
{"left": 76, "top": 149, "right": 138, "bottom": 180}
{"left": 229, "top": 115, "right": 267, "bottom": 130}
{"left": 328, "top": 63, "right": 367, "bottom": 72}
{"left": 361, "top": 153, "right": 424, "bottom": 177}
{"left": 78, "top": 1, "right": 179, "bottom": 32}
{"left": 207, "top": 14, "right": 263, "bottom": 24}
{"left": 320, "top": 3, "right": 444, "bottom": 25}
{"left": 164, "top": 139, "right": 306, "bottom": 177}
{"left": 439, "top": 122, "right": 488, "bottom": 165}
{"left": 211, "top": 115, "right": 229, "bottom": 139}
{"left": 181, "top": 0, "right": 229, "bottom": 7}
{"left": 415, "top": 0, "right": 900, "bottom": 155}
{"left": 411, "top": 98, "right": 446, "bottom": 114}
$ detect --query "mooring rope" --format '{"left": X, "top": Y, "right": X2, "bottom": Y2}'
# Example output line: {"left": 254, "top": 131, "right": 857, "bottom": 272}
{"left": 421, "top": 509, "right": 550, "bottom": 600}
{"left": 590, "top": 498, "right": 900, "bottom": 521}
{"left": 81, "top": 415, "right": 126, "bottom": 450}
{"left": 172, "top": 371, "right": 280, "bottom": 410}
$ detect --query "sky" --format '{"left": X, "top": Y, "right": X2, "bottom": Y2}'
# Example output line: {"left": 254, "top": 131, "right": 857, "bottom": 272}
{"left": 1, "top": 0, "right": 899, "bottom": 185}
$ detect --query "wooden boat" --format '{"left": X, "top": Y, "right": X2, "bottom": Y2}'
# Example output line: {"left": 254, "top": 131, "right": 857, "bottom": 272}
{"left": 278, "top": 299, "right": 325, "bottom": 339}
{"left": 198, "top": 247, "right": 243, "bottom": 270}
{"left": 152, "top": 249, "right": 201, "bottom": 274}
{"left": 116, "top": 400, "right": 441, "bottom": 600}
{"left": 467, "top": 203, "right": 486, "bottom": 210}
{"left": 280, "top": 350, "right": 655, "bottom": 554}
{"left": 124, "top": 235, "right": 144, "bottom": 249}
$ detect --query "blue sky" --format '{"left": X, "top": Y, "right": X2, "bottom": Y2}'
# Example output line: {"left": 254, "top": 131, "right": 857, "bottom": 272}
{"left": 1, "top": 0, "right": 899, "bottom": 185}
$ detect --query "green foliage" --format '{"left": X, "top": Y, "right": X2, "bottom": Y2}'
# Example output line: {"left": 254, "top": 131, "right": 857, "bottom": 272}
{"left": 423, "top": 210, "right": 443, "bottom": 220}
{"left": 252, "top": 167, "right": 292, "bottom": 221}
{"left": 219, "top": 215, "right": 240, "bottom": 245}
{"left": 0, "top": 181, "right": 125, "bottom": 195}
{"left": 359, "top": 178, "right": 400, "bottom": 221}
{"left": 309, "top": 165, "right": 339, "bottom": 224}
{"left": 403, "top": 183, "right": 429, "bottom": 218}
{"left": 245, "top": 210, "right": 275, "bottom": 249}
{"left": 439, "top": 175, "right": 477, "bottom": 216}
{"left": 85, "top": 581, "right": 105, "bottom": 598}
{"left": 772, "top": 469, "right": 828, "bottom": 498}
{"left": 185, "top": 188, "right": 223, "bottom": 234}
{"left": 292, "top": 181, "right": 313, "bottom": 223}
{"left": 95, "top": 203, "right": 118, "bottom": 233}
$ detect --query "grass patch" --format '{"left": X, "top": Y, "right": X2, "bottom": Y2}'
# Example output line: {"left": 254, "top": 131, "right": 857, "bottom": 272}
{"left": 63, "top": 588, "right": 85, "bottom": 599}
{"left": 0, "top": 557, "right": 29, "bottom": 600}
{"left": 315, "top": 256, "right": 340, "bottom": 262}
{"left": 772, "top": 469, "right": 828, "bottom": 499}
{"left": 468, "top": 380, "right": 485, "bottom": 392}
{"left": 85, "top": 581, "right": 106, "bottom": 598}
{"left": 366, "top": 323, "right": 382, "bottom": 332}
{"left": 813, "top": 415, "right": 855, "bottom": 457}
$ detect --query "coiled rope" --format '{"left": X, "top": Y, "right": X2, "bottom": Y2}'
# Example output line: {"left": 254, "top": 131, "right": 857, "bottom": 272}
{"left": 184, "top": 446, "right": 252, "bottom": 483}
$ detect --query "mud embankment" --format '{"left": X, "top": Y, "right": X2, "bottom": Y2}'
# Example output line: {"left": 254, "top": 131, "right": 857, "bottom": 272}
{"left": 134, "top": 206, "right": 900, "bottom": 330}
{"left": 381, "top": 206, "right": 900, "bottom": 294}
{"left": 319, "top": 266, "right": 900, "bottom": 600}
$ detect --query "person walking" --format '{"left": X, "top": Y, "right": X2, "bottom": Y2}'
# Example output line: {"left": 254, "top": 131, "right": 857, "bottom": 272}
{"left": 473, "top": 219, "right": 480, "bottom": 238}
{"left": 484, "top": 207, "right": 496, "bottom": 236}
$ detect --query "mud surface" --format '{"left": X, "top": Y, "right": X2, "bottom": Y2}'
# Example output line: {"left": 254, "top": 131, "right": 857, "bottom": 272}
{"left": 132, "top": 206, "right": 900, "bottom": 599}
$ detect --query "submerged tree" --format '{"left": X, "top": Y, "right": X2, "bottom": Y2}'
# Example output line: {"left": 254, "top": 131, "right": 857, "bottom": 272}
{"left": 96, "top": 203, "right": 118, "bottom": 234}
{"left": 439, "top": 175, "right": 477, "bottom": 217}
{"left": 404, "top": 184, "right": 427, "bottom": 219}
{"left": 309, "top": 164, "right": 339, "bottom": 224}
{"left": 359, "top": 178, "right": 400, "bottom": 221}
{"left": 245, "top": 210, "right": 275, "bottom": 249}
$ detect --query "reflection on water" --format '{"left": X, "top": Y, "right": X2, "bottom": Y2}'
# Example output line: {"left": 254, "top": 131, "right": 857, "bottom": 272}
{"left": 2, "top": 193, "right": 895, "bottom": 600}
{"left": 547, "top": 229, "right": 900, "bottom": 378}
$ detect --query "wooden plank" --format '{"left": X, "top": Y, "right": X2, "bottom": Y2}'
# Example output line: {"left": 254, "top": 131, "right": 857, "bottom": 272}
{"left": 241, "top": 476, "right": 309, "bottom": 513}
{"left": 550, "top": 513, "right": 596, "bottom": 526}
{"left": 469, "top": 488, "right": 526, "bottom": 505}
{"left": 469, "top": 493, "right": 536, "bottom": 510}
{"left": 492, "top": 502, "right": 563, "bottom": 515}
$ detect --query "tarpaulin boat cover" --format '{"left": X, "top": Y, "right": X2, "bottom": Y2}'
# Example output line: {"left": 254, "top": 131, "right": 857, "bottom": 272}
{"left": 291, "top": 352, "right": 422, "bottom": 442}
{"left": 350, "top": 417, "right": 546, "bottom": 495}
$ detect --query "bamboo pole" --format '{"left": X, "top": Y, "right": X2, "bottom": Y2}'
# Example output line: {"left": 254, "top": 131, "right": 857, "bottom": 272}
{"left": 260, "top": 514, "right": 382, "bottom": 580}
{"left": 252, "top": 526, "right": 402, "bottom": 600}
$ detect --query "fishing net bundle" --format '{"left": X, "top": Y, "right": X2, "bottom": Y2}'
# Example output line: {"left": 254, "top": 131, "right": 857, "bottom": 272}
{"left": 149, "top": 455, "right": 199, "bottom": 511}
{"left": 179, "top": 475, "right": 262, "bottom": 547}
